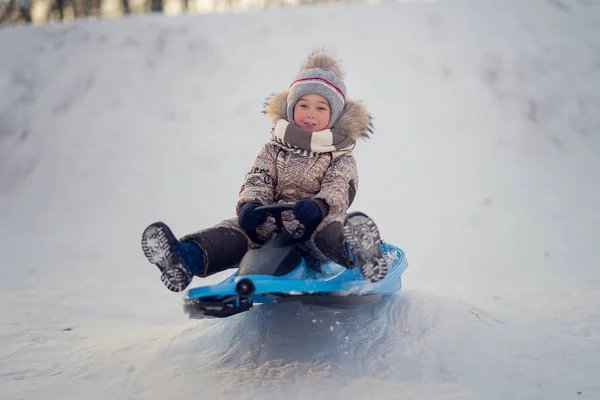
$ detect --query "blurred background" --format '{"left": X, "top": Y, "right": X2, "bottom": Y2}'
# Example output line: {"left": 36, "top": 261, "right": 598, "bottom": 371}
{"left": 1, "top": 0, "right": 383, "bottom": 25}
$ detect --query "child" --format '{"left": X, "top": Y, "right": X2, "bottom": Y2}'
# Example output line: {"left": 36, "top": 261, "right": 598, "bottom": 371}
{"left": 141, "top": 50, "right": 388, "bottom": 292}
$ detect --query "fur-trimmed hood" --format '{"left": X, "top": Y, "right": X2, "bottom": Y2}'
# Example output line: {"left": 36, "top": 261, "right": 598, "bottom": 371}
{"left": 263, "top": 51, "right": 374, "bottom": 141}
{"left": 264, "top": 91, "right": 373, "bottom": 141}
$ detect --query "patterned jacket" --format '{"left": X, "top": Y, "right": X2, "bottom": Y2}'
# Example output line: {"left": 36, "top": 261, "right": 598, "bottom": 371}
{"left": 236, "top": 90, "right": 374, "bottom": 227}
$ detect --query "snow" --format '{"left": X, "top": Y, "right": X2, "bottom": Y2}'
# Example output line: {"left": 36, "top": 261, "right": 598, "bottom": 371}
{"left": 1, "top": 0, "right": 600, "bottom": 398}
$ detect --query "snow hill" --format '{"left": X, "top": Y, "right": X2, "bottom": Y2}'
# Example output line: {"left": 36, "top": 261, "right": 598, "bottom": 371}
{"left": 1, "top": 0, "right": 599, "bottom": 398}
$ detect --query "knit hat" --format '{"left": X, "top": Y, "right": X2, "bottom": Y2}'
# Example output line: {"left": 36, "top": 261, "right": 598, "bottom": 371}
{"left": 286, "top": 51, "right": 347, "bottom": 130}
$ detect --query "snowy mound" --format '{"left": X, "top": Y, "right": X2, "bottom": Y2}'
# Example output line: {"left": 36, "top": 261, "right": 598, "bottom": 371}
{"left": 1, "top": 0, "right": 599, "bottom": 399}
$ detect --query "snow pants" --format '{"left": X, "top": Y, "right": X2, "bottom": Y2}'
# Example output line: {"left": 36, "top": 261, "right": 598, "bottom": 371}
{"left": 180, "top": 213, "right": 354, "bottom": 277}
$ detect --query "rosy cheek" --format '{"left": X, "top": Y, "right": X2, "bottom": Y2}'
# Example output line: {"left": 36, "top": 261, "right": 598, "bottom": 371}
{"left": 293, "top": 110, "right": 302, "bottom": 125}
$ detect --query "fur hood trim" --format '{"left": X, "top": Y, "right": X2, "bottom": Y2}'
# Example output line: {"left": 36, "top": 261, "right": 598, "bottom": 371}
{"left": 263, "top": 90, "right": 374, "bottom": 141}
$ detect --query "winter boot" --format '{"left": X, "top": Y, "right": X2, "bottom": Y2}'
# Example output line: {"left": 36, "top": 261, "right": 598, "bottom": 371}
{"left": 342, "top": 212, "right": 388, "bottom": 282}
{"left": 141, "top": 222, "right": 203, "bottom": 292}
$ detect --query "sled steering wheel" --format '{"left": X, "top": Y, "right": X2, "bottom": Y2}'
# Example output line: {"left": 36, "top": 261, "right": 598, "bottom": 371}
{"left": 254, "top": 203, "right": 314, "bottom": 243}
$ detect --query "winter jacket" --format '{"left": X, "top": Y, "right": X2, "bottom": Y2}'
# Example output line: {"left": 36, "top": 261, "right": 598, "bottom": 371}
{"left": 236, "top": 90, "right": 373, "bottom": 222}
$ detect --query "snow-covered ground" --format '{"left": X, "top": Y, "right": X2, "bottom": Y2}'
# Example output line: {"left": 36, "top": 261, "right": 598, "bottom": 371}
{"left": 1, "top": 0, "right": 600, "bottom": 398}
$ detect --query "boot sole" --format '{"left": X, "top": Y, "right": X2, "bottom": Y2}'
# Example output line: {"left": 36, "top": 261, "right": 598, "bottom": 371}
{"left": 141, "top": 222, "right": 192, "bottom": 292}
{"left": 343, "top": 212, "right": 388, "bottom": 282}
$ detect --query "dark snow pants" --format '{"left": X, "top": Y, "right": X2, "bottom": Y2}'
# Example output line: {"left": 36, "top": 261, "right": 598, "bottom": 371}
{"left": 180, "top": 213, "right": 354, "bottom": 277}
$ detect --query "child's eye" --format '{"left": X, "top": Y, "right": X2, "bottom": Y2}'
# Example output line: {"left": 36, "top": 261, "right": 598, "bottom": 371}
{"left": 318, "top": 107, "right": 327, "bottom": 111}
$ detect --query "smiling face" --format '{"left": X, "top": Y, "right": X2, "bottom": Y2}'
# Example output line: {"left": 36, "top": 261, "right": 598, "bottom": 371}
{"left": 292, "top": 94, "right": 331, "bottom": 132}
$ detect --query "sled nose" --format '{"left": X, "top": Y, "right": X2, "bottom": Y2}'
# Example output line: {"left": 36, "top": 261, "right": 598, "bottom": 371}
{"left": 236, "top": 278, "right": 255, "bottom": 296}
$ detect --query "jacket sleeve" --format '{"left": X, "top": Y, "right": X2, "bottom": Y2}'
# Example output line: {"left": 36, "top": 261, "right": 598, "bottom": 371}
{"left": 313, "top": 152, "right": 359, "bottom": 215}
{"left": 236, "top": 142, "right": 278, "bottom": 215}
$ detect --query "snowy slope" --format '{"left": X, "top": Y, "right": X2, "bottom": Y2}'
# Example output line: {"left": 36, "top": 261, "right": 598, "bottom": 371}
{"left": 1, "top": 0, "right": 600, "bottom": 399}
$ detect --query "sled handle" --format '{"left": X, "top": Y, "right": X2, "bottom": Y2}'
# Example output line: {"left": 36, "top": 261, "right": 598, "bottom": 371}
{"left": 255, "top": 204, "right": 294, "bottom": 229}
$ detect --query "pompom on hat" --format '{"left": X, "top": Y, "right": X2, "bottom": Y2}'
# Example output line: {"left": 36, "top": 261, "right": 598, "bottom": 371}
{"left": 286, "top": 51, "right": 347, "bottom": 129}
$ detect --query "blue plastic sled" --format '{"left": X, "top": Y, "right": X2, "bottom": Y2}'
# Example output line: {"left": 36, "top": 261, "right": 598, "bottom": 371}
{"left": 182, "top": 205, "right": 408, "bottom": 319}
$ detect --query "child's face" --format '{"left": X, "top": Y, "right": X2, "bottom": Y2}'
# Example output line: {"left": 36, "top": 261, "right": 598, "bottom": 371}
{"left": 292, "top": 94, "right": 331, "bottom": 132}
